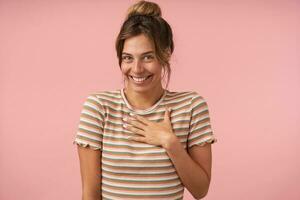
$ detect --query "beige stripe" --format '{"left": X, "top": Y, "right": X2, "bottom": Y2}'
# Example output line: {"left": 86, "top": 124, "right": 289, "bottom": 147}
{"left": 102, "top": 155, "right": 171, "bottom": 164}
{"left": 102, "top": 162, "right": 175, "bottom": 171}
{"left": 101, "top": 182, "right": 182, "bottom": 191}
{"left": 102, "top": 172, "right": 179, "bottom": 183}
{"left": 103, "top": 169, "right": 176, "bottom": 177}
{"left": 102, "top": 158, "right": 173, "bottom": 168}
{"left": 102, "top": 189, "right": 184, "bottom": 200}
{"left": 102, "top": 184, "right": 183, "bottom": 195}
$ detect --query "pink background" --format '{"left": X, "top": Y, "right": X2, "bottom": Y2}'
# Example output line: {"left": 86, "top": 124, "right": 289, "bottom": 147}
{"left": 1, "top": 0, "right": 300, "bottom": 199}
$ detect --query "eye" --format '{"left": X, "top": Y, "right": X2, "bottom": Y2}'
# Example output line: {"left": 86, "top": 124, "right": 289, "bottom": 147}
{"left": 122, "top": 55, "right": 133, "bottom": 62}
{"left": 143, "top": 55, "right": 154, "bottom": 61}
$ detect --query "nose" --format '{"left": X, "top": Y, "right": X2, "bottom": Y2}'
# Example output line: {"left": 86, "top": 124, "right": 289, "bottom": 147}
{"left": 132, "top": 59, "right": 144, "bottom": 73}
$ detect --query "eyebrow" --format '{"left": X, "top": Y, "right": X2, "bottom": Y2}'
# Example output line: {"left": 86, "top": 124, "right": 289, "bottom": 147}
{"left": 122, "top": 51, "right": 154, "bottom": 56}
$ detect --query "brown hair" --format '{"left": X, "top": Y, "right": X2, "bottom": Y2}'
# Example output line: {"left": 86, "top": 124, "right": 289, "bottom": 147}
{"left": 115, "top": 0, "right": 174, "bottom": 89}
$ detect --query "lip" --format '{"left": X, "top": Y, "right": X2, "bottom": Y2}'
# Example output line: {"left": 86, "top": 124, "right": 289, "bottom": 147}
{"left": 129, "top": 75, "right": 153, "bottom": 84}
{"left": 129, "top": 75, "right": 152, "bottom": 78}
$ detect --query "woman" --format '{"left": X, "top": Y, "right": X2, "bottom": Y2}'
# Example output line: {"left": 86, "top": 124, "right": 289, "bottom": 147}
{"left": 73, "top": 1, "right": 217, "bottom": 199}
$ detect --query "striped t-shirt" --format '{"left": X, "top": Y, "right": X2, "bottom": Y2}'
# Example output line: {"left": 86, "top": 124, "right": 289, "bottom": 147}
{"left": 73, "top": 88, "right": 217, "bottom": 200}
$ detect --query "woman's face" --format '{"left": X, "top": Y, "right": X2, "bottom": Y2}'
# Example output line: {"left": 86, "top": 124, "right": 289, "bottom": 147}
{"left": 121, "top": 34, "right": 163, "bottom": 94}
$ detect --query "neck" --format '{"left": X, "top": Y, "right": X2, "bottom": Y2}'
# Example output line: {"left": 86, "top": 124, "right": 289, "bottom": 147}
{"left": 124, "top": 85, "right": 165, "bottom": 110}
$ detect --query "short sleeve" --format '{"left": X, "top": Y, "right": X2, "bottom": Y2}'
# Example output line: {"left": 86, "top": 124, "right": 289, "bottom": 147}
{"left": 187, "top": 92, "right": 217, "bottom": 148}
{"left": 73, "top": 94, "right": 105, "bottom": 150}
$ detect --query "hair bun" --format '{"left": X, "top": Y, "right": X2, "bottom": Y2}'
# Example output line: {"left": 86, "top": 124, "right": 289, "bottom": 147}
{"left": 126, "top": 0, "right": 162, "bottom": 19}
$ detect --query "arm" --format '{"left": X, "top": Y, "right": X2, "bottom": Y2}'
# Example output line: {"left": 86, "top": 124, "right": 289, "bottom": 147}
{"left": 77, "top": 145, "right": 102, "bottom": 200}
{"left": 122, "top": 94, "right": 216, "bottom": 199}
{"left": 163, "top": 136, "right": 212, "bottom": 200}
{"left": 124, "top": 111, "right": 213, "bottom": 199}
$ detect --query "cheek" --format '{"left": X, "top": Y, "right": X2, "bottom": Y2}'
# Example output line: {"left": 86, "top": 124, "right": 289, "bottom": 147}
{"left": 151, "top": 64, "right": 163, "bottom": 75}
{"left": 120, "top": 64, "right": 130, "bottom": 75}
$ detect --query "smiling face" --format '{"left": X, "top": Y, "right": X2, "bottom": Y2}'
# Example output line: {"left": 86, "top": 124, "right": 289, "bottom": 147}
{"left": 121, "top": 34, "right": 163, "bottom": 94}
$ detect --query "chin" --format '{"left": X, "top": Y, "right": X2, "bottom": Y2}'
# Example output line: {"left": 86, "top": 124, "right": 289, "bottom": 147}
{"left": 129, "top": 85, "right": 153, "bottom": 93}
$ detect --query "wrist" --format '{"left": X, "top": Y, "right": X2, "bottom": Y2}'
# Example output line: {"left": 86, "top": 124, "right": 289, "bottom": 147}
{"left": 162, "top": 134, "right": 179, "bottom": 150}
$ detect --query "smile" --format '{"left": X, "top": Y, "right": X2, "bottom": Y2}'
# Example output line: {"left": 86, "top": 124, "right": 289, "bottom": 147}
{"left": 129, "top": 75, "right": 153, "bottom": 83}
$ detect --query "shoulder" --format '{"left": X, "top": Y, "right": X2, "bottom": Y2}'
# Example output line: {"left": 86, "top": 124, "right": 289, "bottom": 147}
{"left": 167, "top": 90, "right": 210, "bottom": 114}
{"left": 87, "top": 89, "right": 121, "bottom": 103}
{"left": 190, "top": 91, "right": 206, "bottom": 103}
{"left": 90, "top": 89, "right": 120, "bottom": 98}
{"left": 83, "top": 89, "right": 122, "bottom": 109}
{"left": 166, "top": 90, "right": 205, "bottom": 103}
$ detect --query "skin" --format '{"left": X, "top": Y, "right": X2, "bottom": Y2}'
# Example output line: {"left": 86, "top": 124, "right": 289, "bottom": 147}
{"left": 120, "top": 33, "right": 165, "bottom": 110}
{"left": 77, "top": 33, "right": 213, "bottom": 200}
{"left": 121, "top": 33, "right": 213, "bottom": 199}
{"left": 77, "top": 146, "right": 102, "bottom": 200}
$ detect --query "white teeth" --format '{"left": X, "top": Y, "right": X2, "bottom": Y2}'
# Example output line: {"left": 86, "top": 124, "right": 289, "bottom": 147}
{"left": 132, "top": 76, "right": 147, "bottom": 82}
{"left": 131, "top": 75, "right": 151, "bottom": 82}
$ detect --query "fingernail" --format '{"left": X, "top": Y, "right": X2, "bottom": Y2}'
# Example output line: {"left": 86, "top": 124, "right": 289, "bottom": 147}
{"left": 129, "top": 113, "right": 135, "bottom": 116}
{"left": 123, "top": 117, "right": 127, "bottom": 121}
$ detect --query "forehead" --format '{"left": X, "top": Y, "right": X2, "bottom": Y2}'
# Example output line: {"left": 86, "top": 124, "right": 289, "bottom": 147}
{"left": 122, "top": 34, "right": 155, "bottom": 55}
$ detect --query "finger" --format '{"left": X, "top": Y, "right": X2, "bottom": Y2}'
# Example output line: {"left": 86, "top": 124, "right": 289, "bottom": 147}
{"left": 164, "top": 107, "right": 171, "bottom": 123}
{"left": 123, "top": 123, "right": 145, "bottom": 136}
{"left": 123, "top": 117, "right": 147, "bottom": 130}
{"left": 130, "top": 113, "right": 151, "bottom": 126}
{"left": 128, "top": 136, "right": 147, "bottom": 143}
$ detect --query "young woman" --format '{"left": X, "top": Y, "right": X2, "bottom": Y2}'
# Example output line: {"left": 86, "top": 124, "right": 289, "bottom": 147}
{"left": 73, "top": 1, "right": 217, "bottom": 199}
